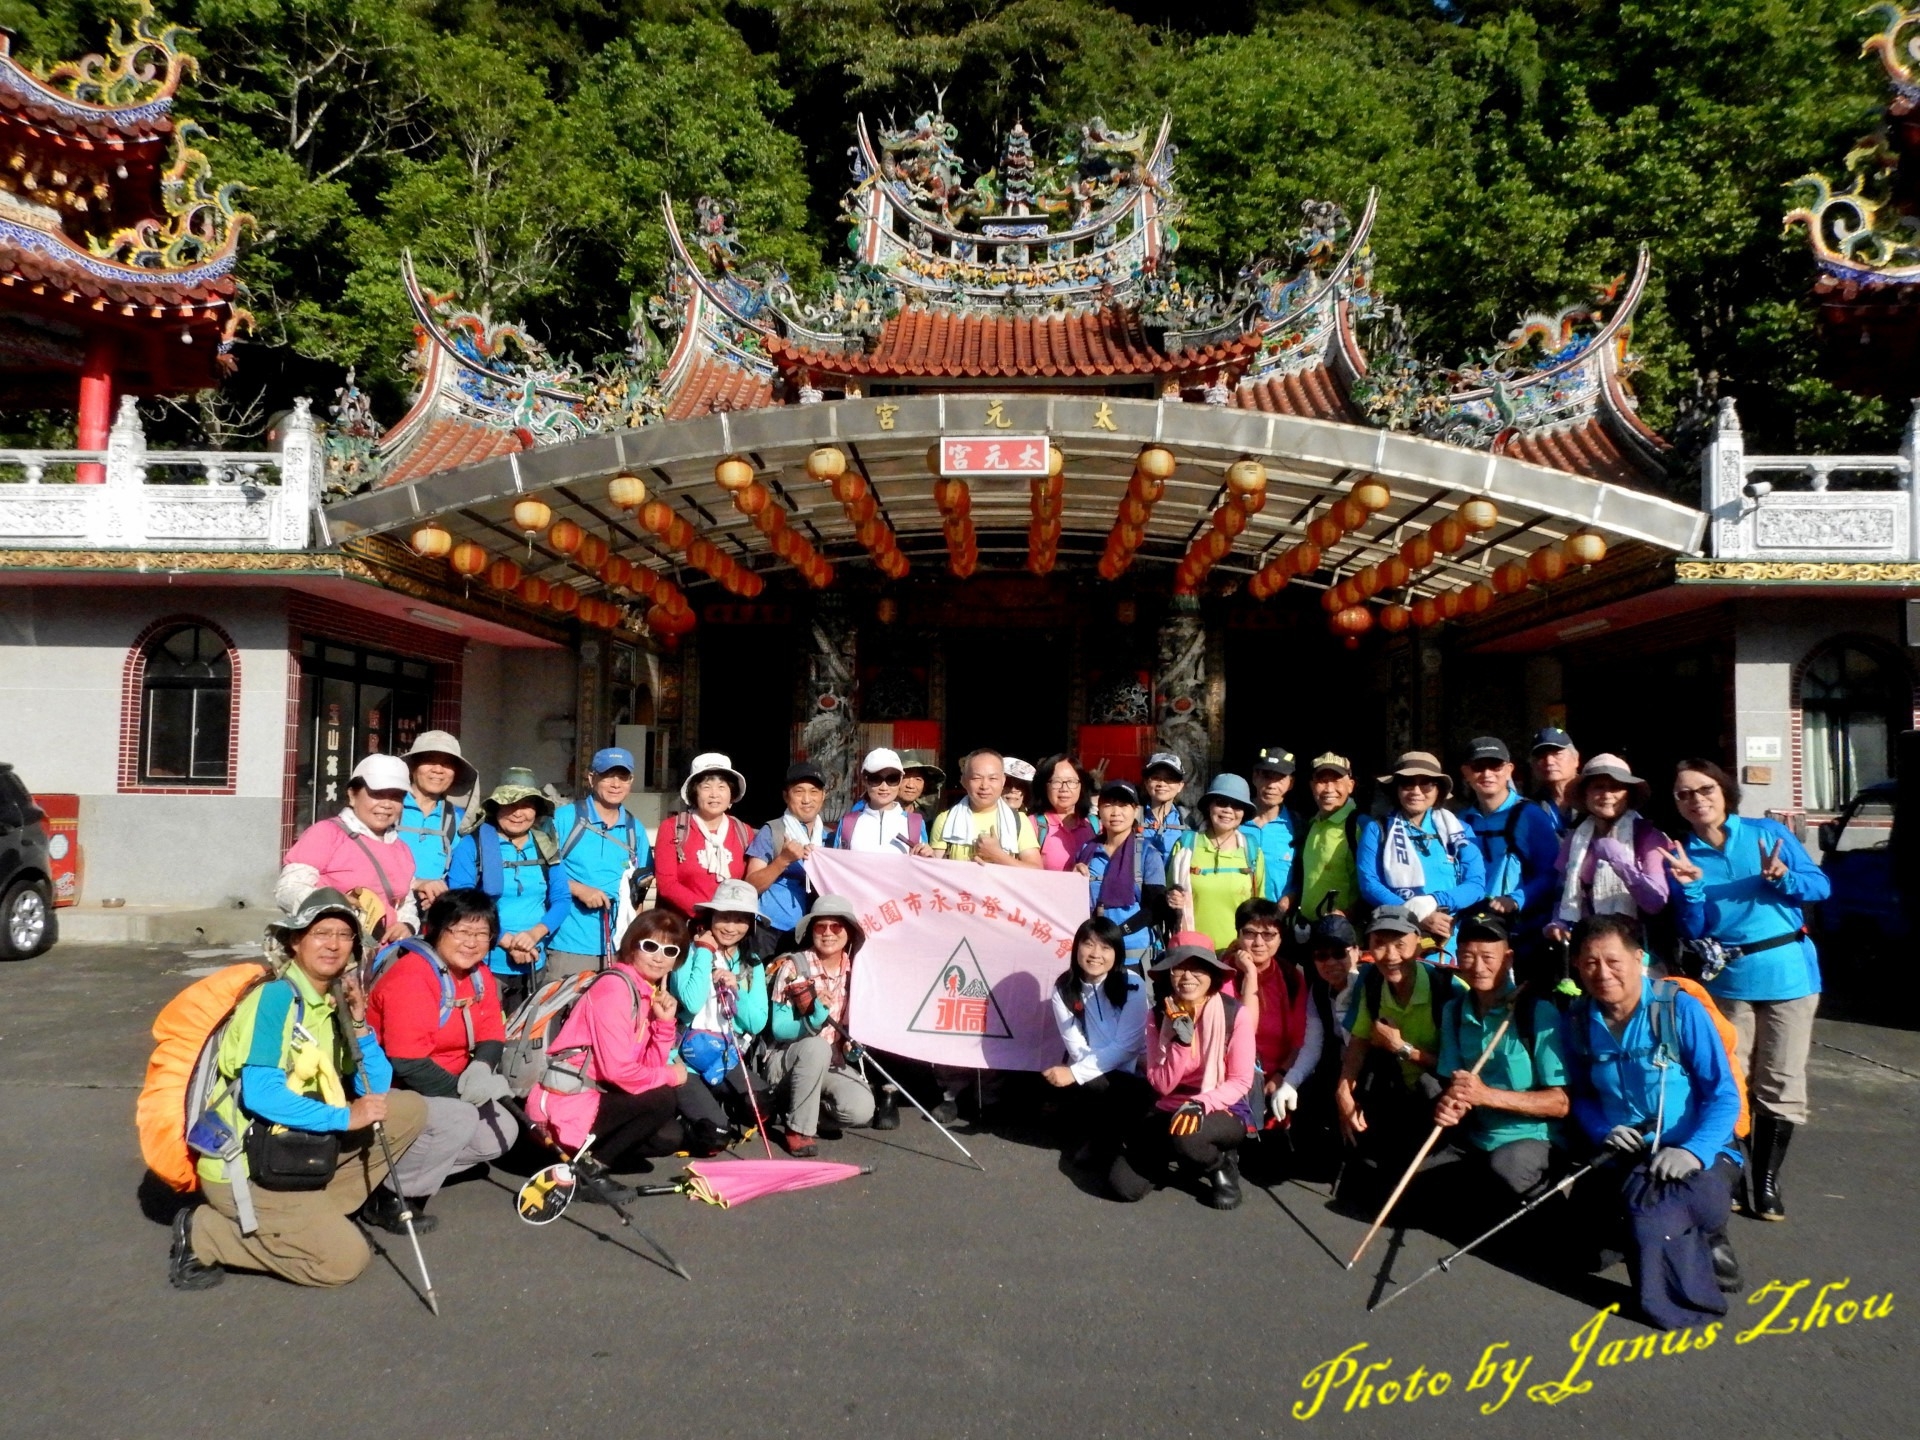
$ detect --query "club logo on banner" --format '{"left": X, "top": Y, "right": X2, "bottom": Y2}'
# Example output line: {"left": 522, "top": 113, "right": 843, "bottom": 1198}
{"left": 804, "top": 851, "right": 1086, "bottom": 1071}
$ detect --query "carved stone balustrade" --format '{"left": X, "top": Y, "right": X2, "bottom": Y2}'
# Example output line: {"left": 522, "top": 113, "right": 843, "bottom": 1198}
{"left": 1703, "top": 397, "right": 1920, "bottom": 561}
{"left": 0, "top": 395, "right": 319, "bottom": 551}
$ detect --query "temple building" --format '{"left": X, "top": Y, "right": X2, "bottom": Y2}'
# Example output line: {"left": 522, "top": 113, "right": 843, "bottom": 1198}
{"left": 1, "top": 5, "right": 1913, "bottom": 930}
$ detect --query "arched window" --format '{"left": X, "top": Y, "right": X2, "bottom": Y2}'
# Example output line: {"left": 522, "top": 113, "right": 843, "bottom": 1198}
{"left": 1801, "top": 641, "right": 1905, "bottom": 811}
{"left": 140, "top": 625, "right": 233, "bottom": 785}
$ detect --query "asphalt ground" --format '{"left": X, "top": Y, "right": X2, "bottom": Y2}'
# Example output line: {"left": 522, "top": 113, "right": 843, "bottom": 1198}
{"left": 2, "top": 942, "right": 1914, "bottom": 1440}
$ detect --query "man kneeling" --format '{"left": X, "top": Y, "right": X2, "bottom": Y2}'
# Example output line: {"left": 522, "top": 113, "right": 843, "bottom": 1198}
{"left": 1426, "top": 912, "right": 1568, "bottom": 1221}
{"left": 169, "top": 890, "right": 425, "bottom": 1290}
{"left": 1563, "top": 914, "right": 1743, "bottom": 1330}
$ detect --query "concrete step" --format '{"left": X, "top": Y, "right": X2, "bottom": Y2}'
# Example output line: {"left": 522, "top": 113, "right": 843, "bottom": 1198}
{"left": 53, "top": 905, "right": 269, "bottom": 947}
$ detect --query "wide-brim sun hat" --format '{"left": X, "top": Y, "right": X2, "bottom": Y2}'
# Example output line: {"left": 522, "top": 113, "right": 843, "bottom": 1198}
{"left": 1378, "top": 750, "right": 1453, "bottom": 801}
{"left": 694, "top": 878, "right": 761, "bottom": 917}
{"left": 795, "top": 893, "right": 865, "bottom": 957}
{"left": 402, "top": 730, "right": 478, "bottom": 794}
{"left": 1198, "top": 772, "right": 1254, "bottom": 813}
{"left": 482, "top": 783, "right": 554, "bottom": 820}
{"left": 681, "top": 751, "right": 747, "bottom": 806}
{"left": 899, "top": 749, "right": 945, "bottom": 787}
{"left": 1151, "top": 942, "right": 1233, "bottom": 975}
{"left": 266, "top": 886, "right": 367, "bottom": 967}
{"left": 1576, "top": 753, "right": 1650, "bottom": 806}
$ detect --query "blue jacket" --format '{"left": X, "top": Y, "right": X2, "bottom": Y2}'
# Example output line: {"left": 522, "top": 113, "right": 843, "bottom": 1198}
{"left": 1356, "top": 812, "right": 1487, "bottom": 914}
{"left": 1560, "top": 977, "right": 1742, "bottom": 1167}
{"left": 449, "top": 826, "right": 571, "bottom": 976}
{"left": 1140, "top": 804, "right": 1188, "bottom": 865}
{"left": 1458, "top": 790, "right": 1560, "bottom": 933}
{"left": 1240, "top": 809, "right": 1300, "bottom": 904}
{"left": 398, "top": 793, "right": 463, "bottom": 885}
{"left": 550, "top": 800, "right": 652, "bottom": 956}
{"left": 746, "top": 822, "right": 816, "bottom": 932}
{"left": 1674, "top": 815, "right": 1828, "bottom": 1003}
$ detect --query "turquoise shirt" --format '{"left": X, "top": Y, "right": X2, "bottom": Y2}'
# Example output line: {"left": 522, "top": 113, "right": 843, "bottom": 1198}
{"left": 1437, "top": 990, "right": 1567, "bottom": 1151}
{"left": 1240, "top": 809, "right": 1299, "bottom": 904}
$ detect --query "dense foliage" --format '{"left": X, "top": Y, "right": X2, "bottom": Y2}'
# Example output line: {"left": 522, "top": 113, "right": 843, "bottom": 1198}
{"left": 0, "top": 0, "right": 1898, "bottom": 472}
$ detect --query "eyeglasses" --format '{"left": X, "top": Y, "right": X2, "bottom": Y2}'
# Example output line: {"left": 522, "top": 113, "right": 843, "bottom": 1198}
{"left": 440, "top": 923, "right": 494, "bottom": 942}
{"left": 865, "top": 771, "right": 903, "bottom": 785}
{"left": 1673, "top": 784, "right": 1718, "bottom": 803}
{"left": 1396, "top": 777, "right": 1439, "bottom": 790}
{"left": 633, "top": 939, "right": 683, "bottom": 960}
{"left": 1047, "top": 778, "right": 1080, "bottom": 791}
{"left": 811, "top": 919, "right": 847, "bottom": 933}
{"left": 306, "top": 924, "right": 357, "bottom": 943}
{"left": 1238, "top": 927, "right": 1282, "bottom": 943}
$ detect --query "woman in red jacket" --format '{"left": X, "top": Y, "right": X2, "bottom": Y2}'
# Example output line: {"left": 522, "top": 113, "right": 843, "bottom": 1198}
{"left": 1108, "top": 942, "right": 1256, "bottom": 1210}
{"left": 653, "top": 752, "right": 753, "bottom": 919}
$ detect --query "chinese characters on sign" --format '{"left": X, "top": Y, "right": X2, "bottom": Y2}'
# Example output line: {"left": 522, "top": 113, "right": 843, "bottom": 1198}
{"left": 938, "top": 435, "right": 1052, "bottom": 477}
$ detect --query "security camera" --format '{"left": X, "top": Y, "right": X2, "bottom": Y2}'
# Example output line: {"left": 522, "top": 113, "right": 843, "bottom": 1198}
{"left": 1742, "top": 479, "right": 1773, "bottom": 499}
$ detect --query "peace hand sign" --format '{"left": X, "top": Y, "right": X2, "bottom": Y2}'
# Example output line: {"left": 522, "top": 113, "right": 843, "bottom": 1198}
{"left": 1661, "top": 838, "right": 1702, "bottom": 886}
{"left": 1758, "top": 836, "right": 1788, "bottom": 883}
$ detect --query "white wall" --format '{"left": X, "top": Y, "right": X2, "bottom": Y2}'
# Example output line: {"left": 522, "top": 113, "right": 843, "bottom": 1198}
{"left": 458, "top": 641, "right": 578, "bottom": 797}
{"left": 0, "top": 585, "right": 290, "bottom": 906}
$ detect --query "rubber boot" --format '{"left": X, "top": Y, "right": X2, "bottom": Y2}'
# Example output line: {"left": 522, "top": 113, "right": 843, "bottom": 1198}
{"left": 870, "top": 1082, "right": 900, "bottom": 1131}
{"left": 1203, "top": 1153, "right": 1244, "bottom": 1211}
{"left": 1709, "top": 1229, "right": 1743, "bottom": 1293}
{"left": 1751, "top": 1112, "right": 1793, "bottom": 1221}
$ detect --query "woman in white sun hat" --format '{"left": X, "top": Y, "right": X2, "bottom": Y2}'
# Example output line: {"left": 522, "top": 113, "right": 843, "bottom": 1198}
{"left": 653, "top": 752, "right": 754, "bottom": 920}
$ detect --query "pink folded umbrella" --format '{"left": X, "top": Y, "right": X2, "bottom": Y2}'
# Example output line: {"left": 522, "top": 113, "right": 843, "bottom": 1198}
{"left": 680, "top": 1158, "right": 872, "bottom": 1209}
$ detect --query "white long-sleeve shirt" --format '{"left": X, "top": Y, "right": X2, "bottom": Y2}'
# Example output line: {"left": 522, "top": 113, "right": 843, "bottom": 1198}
{"left": 1050, "top": 975, "right": 1149, "bottom": 1084}
{"left": 1282, "top": 971, "right": 1359, "bottom": 1089}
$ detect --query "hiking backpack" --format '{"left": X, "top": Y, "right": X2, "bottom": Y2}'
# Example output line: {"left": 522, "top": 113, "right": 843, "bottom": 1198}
{"left": 136, "top": 960, "right": 278, "bottom": 1192}
{"left": 1563, "top": 976, "right": 1751, "bottom": 1140}
{"left": 500, "top": 968, "right": 642, "bottom": 1097}
{"left": 1360, "top": 959, "right": 1452, "bottom": 1039}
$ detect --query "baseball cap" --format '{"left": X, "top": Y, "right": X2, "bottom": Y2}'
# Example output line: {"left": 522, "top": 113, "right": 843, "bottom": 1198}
{"left": 1003, "top": 757, "right": 1036, "bottom": 784}
{"left": 861, "top": 747, "right": 904, "bottom": 777}
{"left": 591, "top": 746, "right": 636, "bottom": 775}
{"left": 350, "top": 754, "right": 410, "bottom": 793}
{"left": 1366, "top": 903, "right": 1421, "bottom": 938}
{"left": 1310, "top": 751, "right": 1352, "bottom": 777}
{"left": 1530, "top": 727, "right": 1574, "bottom": 754}
{"left": 1308, "top": 914, "right": 1359, "bottom": 950}
{"left": 783, "top": 760, "right": 827, "bottom": 789}
{"left": 1253, "top": 746, "right": 1296, "bottom": 776}
{"left": 1464, "top": 736, "right": 1511, "bottom": 764}
{"left": 1459, "top": 910, "right": 1510, "bottom": 944}
{"left": 1098, "top": 779, "right": 1141, "bottom": 805}
{"left": 1143, "top": 751, "right": 1185, "bottom": 779}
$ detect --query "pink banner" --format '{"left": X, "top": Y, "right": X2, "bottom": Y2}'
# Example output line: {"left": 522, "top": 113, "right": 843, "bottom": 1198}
{"left": 803, "top": 850, "right": 1088, "bottom": 1071}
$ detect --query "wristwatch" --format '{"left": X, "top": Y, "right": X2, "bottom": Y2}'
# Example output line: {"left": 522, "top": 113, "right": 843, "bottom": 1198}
{"left": 1396, "top": 1041, "right": 1413, "bottom": 1060}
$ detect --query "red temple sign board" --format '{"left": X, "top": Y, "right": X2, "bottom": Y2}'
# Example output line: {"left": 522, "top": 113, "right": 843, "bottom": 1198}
{"left": 938, "top": 436, "right": 1052, "bottom": 477}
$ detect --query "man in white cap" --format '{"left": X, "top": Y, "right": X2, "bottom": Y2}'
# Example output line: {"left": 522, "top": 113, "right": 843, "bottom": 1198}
{"left": 398, "top": 731, "right": 476, "bottom": 909}
{"left": 276, "top": 754, "right": 419, "bottom": 942}
{"left": 830, "top": 748, "right": 930, "bottom": 853}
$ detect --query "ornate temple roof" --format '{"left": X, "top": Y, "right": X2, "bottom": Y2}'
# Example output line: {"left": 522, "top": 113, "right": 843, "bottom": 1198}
{"left": 0, "top": 3, "right": 248, "bottom": 401}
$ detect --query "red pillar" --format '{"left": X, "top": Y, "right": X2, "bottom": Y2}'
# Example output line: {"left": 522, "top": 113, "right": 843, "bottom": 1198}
{"left": 77, "top": 332, "right": 116, "bottom": 484}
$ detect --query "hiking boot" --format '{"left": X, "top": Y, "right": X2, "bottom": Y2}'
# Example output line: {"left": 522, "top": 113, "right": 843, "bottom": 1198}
{"left": 778, "top": 1129, "right": 820, "bottom": 1158}
{"left": 1710, "top": 1230, "right": 1743, "bottom": 1294}
{"left": 931, "top": 1095, "right": 961, "bottom": 1125}
{"left": 358, "top": 1188, "right": 439, "bottom": 1235}
{"left": 1750, "top": 1114, "right": 1793, "bottom": 1221}
{"left": 1202, "top": 1154, "right": 1244, "bottom": 1212}
{"left": 167, "top": 1207, "right": 223, "bottom": 1291}
{"left": 574, "top": 1157, "right": 637, "bottom": 1207}
{"left": 869, "top": 1084, "right": 900, "bottom": 1131}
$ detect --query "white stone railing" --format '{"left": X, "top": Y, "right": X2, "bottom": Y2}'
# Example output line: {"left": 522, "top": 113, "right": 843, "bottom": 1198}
{"left": 1702, "top": 397, "right": 1919, "bottom": 561}
{"left": 0, "top": 394, "right": 319, "bottom": 551}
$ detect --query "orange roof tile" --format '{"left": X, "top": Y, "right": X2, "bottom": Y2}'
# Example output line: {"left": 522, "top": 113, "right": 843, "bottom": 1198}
{"left": 666, "top": 354, "right": 775, "bottom": 421}
{"left": 382, "top": 418, "right": 523, "bottom": 485}
{"left": 1232, "top": 365, "right": 1359, "bottom": 422}
{"left": 767, "top": 305, "right": 1260, "bottom": 380}
{"left": 1502, "top": 418, "right": 1660, "bottom": 488}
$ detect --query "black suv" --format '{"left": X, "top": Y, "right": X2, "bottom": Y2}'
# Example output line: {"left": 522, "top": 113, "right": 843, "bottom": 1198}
{"left": 0, "top": 763, "right": 57, "bottom": 959}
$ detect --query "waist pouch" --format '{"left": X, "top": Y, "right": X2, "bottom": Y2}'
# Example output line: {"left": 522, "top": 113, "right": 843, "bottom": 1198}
{"left": 243, "top": 1123, "right": 341, "bottom": 1191}
{"left": 679, "top": 1029, "right": 737, "bottom": 1087}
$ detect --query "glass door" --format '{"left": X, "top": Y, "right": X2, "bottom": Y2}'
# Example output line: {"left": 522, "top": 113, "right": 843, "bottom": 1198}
{"left": 295, "top": 640, "right": 435, "bottom": 829}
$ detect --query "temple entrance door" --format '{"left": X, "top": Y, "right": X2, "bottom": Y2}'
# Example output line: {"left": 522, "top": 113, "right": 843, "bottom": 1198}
{"left": 943, "top": 626, "right": 1072, "bottom": 778}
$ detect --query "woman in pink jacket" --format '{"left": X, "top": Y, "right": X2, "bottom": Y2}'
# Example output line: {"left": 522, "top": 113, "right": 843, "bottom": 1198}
{"left": 1108, "top": 941, "right": 1255, "bottom": 1210}
{"left": 528, "top": 909, "right": 690, "bottom": 1203}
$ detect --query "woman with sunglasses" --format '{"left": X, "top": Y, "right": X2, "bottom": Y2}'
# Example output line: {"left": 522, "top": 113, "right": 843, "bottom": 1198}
{"left": 526, "top": 909, "right": 692, "bottom": 1201}
{"left": 830, "top": 748, "right": 929, "bottom": 853}
{"left": 761, "top": 896, "right": 880, "bottom": 1155}
{"left": 670, "top": 879, "right": 771, "bottom": 1156}
{"left": 1356, "top": 751, "right": 1486, "bottom": 955}
{"left": 1031, "top": 753, "right": 1096, "bottom": 872}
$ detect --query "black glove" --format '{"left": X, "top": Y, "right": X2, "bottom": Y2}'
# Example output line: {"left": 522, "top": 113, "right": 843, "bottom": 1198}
{"left": 1649, "top": 1146, "right": 1702, "bottom": 1182}
{"left": 1169, "top": 1101, "right": 1205, "bottom": 1137}
{"left": 1167, "top": 1011, "right": 1195, "bottom": 1047}
{"left": 1604, "top": 1123, "right": 1647, "bottom": 1154}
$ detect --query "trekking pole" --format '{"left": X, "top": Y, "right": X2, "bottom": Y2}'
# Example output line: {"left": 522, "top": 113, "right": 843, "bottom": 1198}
{"left": 854, "top": 1043, "right": 986, "bottom": 1172}
{"left": 716, "top": 982, "right": 776, "bottom": 1160}
{"left": 498, "top": 1097, "right": 691, "bottom": 1281}
{"left": 333, "top": 985, "right": 439, "bottom": 1316}
{"left": 1346, "top": 1008, "right": 1515, "bottom": 1271}
{"left": 1370, "top": 1152, "right": 1615, "bottom": 1312}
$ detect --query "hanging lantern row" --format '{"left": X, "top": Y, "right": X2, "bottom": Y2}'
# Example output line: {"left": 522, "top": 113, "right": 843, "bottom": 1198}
{"left": 1172, "top": 458, "right": 1270, "bottom": 596}
{"left": 1248, "top": 477, "right": 1393, "bottom": 601}
{"left": 933, "top": 475, "right": 979, "bottom": 579}
{"left": 412, "top": 519, "right": 671, "bottom": 638}
{"left": 1405, "top": 533, "right": 1609, "bottom": 629}
{"left": 715, "top": 456, "right": 831, "bottom": 589}
{"left": 805, "top": 447, "right": 908, "bottom": 579}
{"left": 1098, "top": 445, "right": 1175, "bottom": 580}
{"left": 1027, "top": 446, "right": 1066, "bottom": 576}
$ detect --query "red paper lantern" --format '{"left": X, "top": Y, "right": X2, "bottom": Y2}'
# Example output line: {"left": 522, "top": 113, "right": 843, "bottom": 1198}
{"left": 1215, "top": 504, "right": 1249, "bottom": 538}
{"left": 664, "top": 516, "right": 692, "bottom": 550}
{"left": 1493, "top": 560, "right": 1530, "bottom": 596}
{"left": 485, "top": 556, "right": 522, "bottom": 592}
{"left": 548, "top": 519, "right": 584, "bottom": 556}
{"left": 848, "top": 492, "right": 877, "bottom": 525}
{"left": 857, "top": 518, "right": 883, "bottom": 548}
{"left": 1129, "top": 472, "right": 1165, "bottom": 504}
{"left": 759, "top": 505, "right": 787, "bottom": 536}
{"left": 1308, "top": 515, "right": 1342, "bottom": 548}
{"left": 1335, "top": 497, "right": 1368, "bottom": 531}
{"left": 1201, "top": 531, "right": 1232, "bottom": 563}
{"left": 1440, "top": 589, "right": 1464, "bottom": 620}
{"left": 772, "top": 529, "right": 798, "bottom": 561}
{"left": 1331, "top": 605, "right": 1374, "bottom": 642}
{"left": 548, "top": 584, "right": 580, "bottom": 616}
{"left": 449, "top": 541, "right": 488, "bottom": 578}
{"left": 1292, "top": 541, "right": 1323, "bottom": 576}
{"left": 601, "top": 555, "right": 632, "bottom": 590}
{"left": 639, "top": 499, "right": 674, "bottom": 537}
{"left": 1321, "top": 586, "right": 1345, "bottom": 614}
{"left": 1412, "top": 597, "right": 1440, "bottom": 627}
{"left": 1434, "top": 518, "right": 1467, "bottom": 553}
{"left": 735, "top": 483, "right": 770, "bottom": 518}
{"left": 933, "top": 479, "right": 970, "bottom": 515}
{"left": 1379, "top": 604, "right": 1412, "bottom": 633}
{"left": 411, "top": 524, "right": 453, "bottom": 560}
{"left": 1401, "top": 535, "right": 1435, "bottom": 570}
{"left": 687, "top": 538, "right": 717, "bottom": 573}
{"left": 1382, "top": 555, "right": 1411, "bottom": 589}
{"left": 520, "top": 575, "right": 549, "bottom": 606}
{"left": 1465, "top": 582, "right": 1495, "bottom": 614}
{"left": 576, "top": 534, "right": 609, "bottom": 572}
{"left": 1528, "top": 546, "right": 1569, "bottom": 583}
{"left": 1354, "top": 565, "right": 1383, "bottom": 600}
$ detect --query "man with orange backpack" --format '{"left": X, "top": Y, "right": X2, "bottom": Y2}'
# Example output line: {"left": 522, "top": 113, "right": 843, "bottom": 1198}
{"left": 165, "top": 889, "right": 426, "bottom": 1291}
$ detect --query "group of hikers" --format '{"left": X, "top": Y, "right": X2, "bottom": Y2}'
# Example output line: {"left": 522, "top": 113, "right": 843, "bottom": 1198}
{"left": 163, "top": 725, "right": 1829, "bottom": 1333}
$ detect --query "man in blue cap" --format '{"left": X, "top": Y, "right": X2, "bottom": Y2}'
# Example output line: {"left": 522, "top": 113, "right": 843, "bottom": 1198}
{"left": 545, "top": 747, "right": 653, "bottom": 976}
{"left": 1528, "top": 727, "right": 1582, "bottom": 839}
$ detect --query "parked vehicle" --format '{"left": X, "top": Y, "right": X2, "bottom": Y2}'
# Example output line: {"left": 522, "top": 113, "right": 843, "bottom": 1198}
{"left": 0, "top": 763, "right": 57, "bottom": 959}
{"left": 1815, "top": 781, "right": 1905, "bottom": 972}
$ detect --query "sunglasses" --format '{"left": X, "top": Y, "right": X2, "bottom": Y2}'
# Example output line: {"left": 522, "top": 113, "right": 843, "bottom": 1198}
{"left": 632, "top": 939, "right": 683, "bottom": 961}
{"left": 811, "top": 918, "right": 848, "bottom": 933}
{"left": 1396, "top": 777, "right": 1440, "bottom": 789}
{"left": 865, "top": 771, "right": 904, "bottom": 785}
